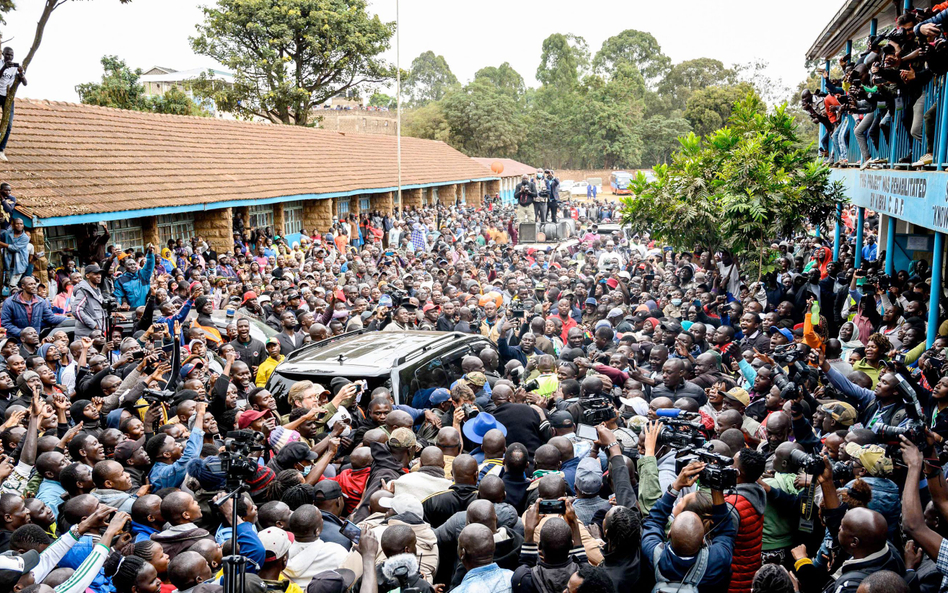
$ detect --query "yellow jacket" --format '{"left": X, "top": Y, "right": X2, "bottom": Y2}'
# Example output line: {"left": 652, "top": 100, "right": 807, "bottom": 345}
{"left": 255, "top": 355, "right": 285, "bottom": 387}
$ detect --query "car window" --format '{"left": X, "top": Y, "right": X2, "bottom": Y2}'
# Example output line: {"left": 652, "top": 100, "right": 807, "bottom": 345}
{"left": 267, "top": 369, "right": 390, "bottom": 409}
{"left": 399, "top": 344, "right": 472, "bottom": 407}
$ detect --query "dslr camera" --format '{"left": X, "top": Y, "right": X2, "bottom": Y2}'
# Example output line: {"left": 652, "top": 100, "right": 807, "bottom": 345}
{"left": 787, "top": 448, "right": 825, "bottom": 476}
{"left": 219, "top": 429, "right": 266, "bottom": 490}
{"left": 675, "top": 444, "right": 738, "bottom": 491}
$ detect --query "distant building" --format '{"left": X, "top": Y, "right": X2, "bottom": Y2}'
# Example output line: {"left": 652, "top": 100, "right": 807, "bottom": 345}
{"left": 140, "top": 66, "right": 235, "bottom": 117}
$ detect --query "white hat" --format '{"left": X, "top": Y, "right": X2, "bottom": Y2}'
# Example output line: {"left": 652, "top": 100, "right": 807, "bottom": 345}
{"left": 258, "top": 527, "right": 291, "bottom": 560}
{"left": 379, "top": 494, "right": 424, "bottom": 518}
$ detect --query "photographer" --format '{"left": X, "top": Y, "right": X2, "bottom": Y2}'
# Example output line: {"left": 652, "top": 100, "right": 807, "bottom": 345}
{"left": 641, "top": 460, "right": 736, "bottom": 592}
{"left": 514, "top": 174, "right": 537, "bottom": 224}
{"left": 71, "top": 263, "right": 108, "bottom": 338}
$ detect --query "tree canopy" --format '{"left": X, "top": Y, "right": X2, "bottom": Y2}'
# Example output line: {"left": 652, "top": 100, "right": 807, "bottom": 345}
{"left": 621, "top": 94, "right": 843, "bottom": 277}
{"left": 189, "top": 0, "right": 394, "bottom": 125}
{"left": 405, "top": 51, "right": 458, "bottom": 106}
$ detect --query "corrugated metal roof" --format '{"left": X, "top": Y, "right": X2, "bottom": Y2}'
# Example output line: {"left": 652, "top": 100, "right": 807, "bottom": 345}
{"left": 806, "top": 0, "right": 899, "bottom": 60}
{"left": 0, "top": 99, "right": 497, "bottom": 221}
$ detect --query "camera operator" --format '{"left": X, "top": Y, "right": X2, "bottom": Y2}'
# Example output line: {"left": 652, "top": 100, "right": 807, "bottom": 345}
{"left": 790, "top": 456, "right": 904, "bottom": 593}
{"left": 514, "top": 174, "right": 537, "bottom": 224}
{"left": 71, "top": 263, "right": 108, "bottom": 338}
{"left": 642, "top": 459, "right": 737, "bottom": 592}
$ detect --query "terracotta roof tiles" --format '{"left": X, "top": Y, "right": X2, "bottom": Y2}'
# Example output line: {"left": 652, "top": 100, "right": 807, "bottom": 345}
{"left": 2, "top": 99, "right": 497, "bottom": 220}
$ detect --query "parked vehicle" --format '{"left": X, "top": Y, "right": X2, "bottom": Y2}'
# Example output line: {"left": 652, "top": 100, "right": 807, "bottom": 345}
{"left": 610, "top": 171, "right": 633, "bottom": 195}
{"left": 570, "top": 181, "right": 589, "bottom": 196}
{"left": 265, "top": 330, "right": 493, "bottom": 407}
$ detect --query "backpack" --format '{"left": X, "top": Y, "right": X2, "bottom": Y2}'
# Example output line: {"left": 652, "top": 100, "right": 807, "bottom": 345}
{"left": 651, "top": 544, "right": 709, "bottom": 593}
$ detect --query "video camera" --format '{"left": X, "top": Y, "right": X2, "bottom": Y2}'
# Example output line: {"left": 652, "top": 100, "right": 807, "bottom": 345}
{"left": 142, "top": 387, "right": 175, "bottom": 404}
{"left": 772, "top": 344, "right": 805, "bottom": 366}
{"left": 219, "top": 430, "right": 265, "bottom": 490}
{"left": 787, "top": 448, "right": 824, "bottom": 476}
{"left": 674, "top": 444, "right": 738, "bottom": 491}
{"left": 657, "top": 419, "right": 706, "bottom": 449}
{"left": 579, "top": 396, "right": 616, "bottom": 426}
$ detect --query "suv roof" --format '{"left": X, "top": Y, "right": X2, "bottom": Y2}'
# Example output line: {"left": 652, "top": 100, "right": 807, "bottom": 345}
{"left": 276, "top": 330, "right": 481, "bottom": 376}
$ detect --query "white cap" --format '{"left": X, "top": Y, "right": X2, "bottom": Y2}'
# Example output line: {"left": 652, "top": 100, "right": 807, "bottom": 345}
{"left": 258, "top": 527, "right": 291, "bottom": 560}
{"left": 379, "top": 494, "right": 424, "bottom": 518}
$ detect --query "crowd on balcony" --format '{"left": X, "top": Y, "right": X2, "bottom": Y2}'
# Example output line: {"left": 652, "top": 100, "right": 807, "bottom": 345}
{"left": 802, "top": 5, "right": 948, "bottom": 169}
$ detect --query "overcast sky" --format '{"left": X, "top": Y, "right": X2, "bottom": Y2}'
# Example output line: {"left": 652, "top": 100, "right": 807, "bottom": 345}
{"left": 6, "top": 0, "right": 839, "bottom": 103}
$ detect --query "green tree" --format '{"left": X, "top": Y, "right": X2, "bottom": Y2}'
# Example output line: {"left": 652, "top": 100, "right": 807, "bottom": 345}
{"left": 684, "top": 82, "right": 760, "bottom": 137}
{"left": 622, "top": 93, "right": 843, "bottom": 277}
{"left": 441, "top": 79, "right": 525, "bottom": 157}
{"left": 76, "top": 55, "right": 148, "bottom": 110}
{"left": 402, "top": 101, "right": 451, "bottom": 143}
{"left": 575, "top": 64, "right": 647, "bottom": 168}
{"left": 369, "top": 92, "right": 395, "bottom": 108}
{"left": 474, "top": 63, "right": 525, "bottom": 99}
{"left": 656, "top": 58, "right": 736, "bottom": 113}
{"left": 405, "top": 50, "right": 458, "bottom": 106}
{"left": 636, "top": 114, "right": 692, "bottom": 167}
{"left": 536, "top": 33, "right": 589, "bottom": 88}
{"left": 592, "top": 29, "right": 670, "bottom": 87}
{"left": 76, "top": 55, "right": 209, "bottom": 116}
{"left": 189, "top": 0, "right": 394, "bottom": 125}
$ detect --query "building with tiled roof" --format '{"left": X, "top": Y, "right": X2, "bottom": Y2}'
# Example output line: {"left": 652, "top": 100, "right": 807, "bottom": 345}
{"left": 472, "top": 157, "right": 538, "bottom": 205}
{"left": 2, "top": 99, "right": 499, "bottom": 266}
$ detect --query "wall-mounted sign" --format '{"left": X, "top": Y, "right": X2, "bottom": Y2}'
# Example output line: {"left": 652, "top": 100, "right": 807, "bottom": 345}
{"left": 831, "top": 168, "right": 948, "bottom": 233}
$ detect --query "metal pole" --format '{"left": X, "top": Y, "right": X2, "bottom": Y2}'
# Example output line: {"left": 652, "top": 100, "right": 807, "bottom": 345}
{"left": 870, "top": 19, "right": 877, "bottom": 36}
{"left": 396, "top": 0, "right": 402, "bottom": 210}
{"left": 833, "top": 203, "right": 842, "bottom": 261}
{"left": 885, "top": 215, "right": 896, "bottom": 275}
{"left": 855, "top": 206, "right": 865, "bottom": 267}
{"left": 821, "top": 60, "right": 830, "bottom": 160}
{"left": 845, "top": 39, "right": 852, "bottom": 61}
{"left": 937, "top": 75, "right": 948, "bottom": 170}
{"left": 928, "top": 231, "right": 944, "bottom": 347}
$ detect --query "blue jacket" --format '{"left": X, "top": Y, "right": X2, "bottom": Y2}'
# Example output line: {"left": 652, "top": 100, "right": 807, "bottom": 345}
{"left": 916, "top": 9, "right": 948, "bottom": 37}
{"left": 0, "top": 292, "right": 65, "bottom": 337}
{"left": 132, "top": 520, "right": 159, "bottom": 543}
{"left": 113, "top": 252, "right": 155, "bottom": 308}
{"left": 148, "top": 427, "right": 204, "bottom": 490}
{"left": 60, "top": 536, "right": 114, "bottom": 593}
{"left": 642, "top": 490, "right": 736, "bottom": 592}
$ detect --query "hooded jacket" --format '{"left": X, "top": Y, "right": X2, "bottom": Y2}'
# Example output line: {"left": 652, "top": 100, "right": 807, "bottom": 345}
{"left": 372, "top": 515, "right": 440, "bottom": 583}
{"left": 450, "top": 526, "right": 524, "bottom": 588}
{"left": 113, "top": 252, "right": 155, "bottom": 308}
{"left": 421, "top": 483, "right": 478, "bottom": 529}
{"left": 151, "top": 522, "right": 214, "bottom": 561}
{"left": 725, "top": 483, "right": 767, "bottom": 593}
{"left": 351, "top": 441, "right": 408, "bottom": 523}
{"left": 71, "top": 279, "right": 107, "bottom": 337}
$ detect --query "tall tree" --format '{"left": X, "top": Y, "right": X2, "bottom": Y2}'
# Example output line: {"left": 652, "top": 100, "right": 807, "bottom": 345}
{"left": 623, "top": 94, "right": 843, "bottom": 277}
{"left": 190, "top": 0, "right": 394, "bottom": 125}
{"left": 536, "top": 33, "right": 589, "bottom": 88}
{"left": 684, "top": 82, "right": 760, "bottom": 137}
{"left": 637, "top": 114, "right": 692, "bottom": 167}
{"left": 474, "top": 63, "right": 525, "bottom": 99}
{"left": 592, "top": 29, "right": 670, "bottom": 87}
{"left": 656, "top": 58, "right": 736, "bottom": 113}
{"left": 402, "top": 100, "right": 451, "bottom": 143}
{"left": 441, "top": 79, "right": 525, "bottom": 157}
{"left": 405, "top": 50, "right": 458, "bottom": 106}
{"left": 0, "top": 0, "right": 134, "bottom": 151}
{"left": 575, "top": 64, "right": 647, "bottom": 168}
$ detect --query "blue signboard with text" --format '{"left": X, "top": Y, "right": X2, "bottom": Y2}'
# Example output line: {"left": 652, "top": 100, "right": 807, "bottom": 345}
{"left": 830, "top": 168, "right": 948, "bottom": 233}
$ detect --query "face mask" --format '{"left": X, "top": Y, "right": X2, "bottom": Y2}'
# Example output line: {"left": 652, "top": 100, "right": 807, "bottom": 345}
{"left": 302, "top": 465, "right": 312, "bottom": 476}
{"left": 671, "top": 299, "right": 682, "bottom": 307}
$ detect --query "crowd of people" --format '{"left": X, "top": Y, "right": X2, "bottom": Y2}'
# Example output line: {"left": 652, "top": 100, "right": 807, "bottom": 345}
{"left": 0, "top": 182, "right": 942, "bottom": 593}
{"left": 801, "top": 5, "right": 948, "bottom": 169}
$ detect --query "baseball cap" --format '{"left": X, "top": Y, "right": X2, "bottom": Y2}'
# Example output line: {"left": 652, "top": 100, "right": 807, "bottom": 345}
{"left": 307, "top": 569, "right": 357, "bottom": 593}
{"left": 844, "top": 443, "right": 893, "bottom": 476}
{"left": 238, "top": 409, "right": 270, "bottom": 429}
{"left": 266, "top": 337, "right": 280, "bottom": 347}
{"left": 378, "top": 294, "right": 394, "bottom": 308}
{"left": 242, "top": 291, "right": 258, "bottom": 304}
{"left": 388, "top": 427, "right": 417, "bottom": 450}
{"left": 549, "top": 410, "right": 575, "bottom": 429}
{"left": 114, "top": 436, "right": 145, "bottom": 464}
{"left": 278, "top": 441, "right": 320, "bottom": 464}
{"left": 422, "top": 303, "right": 438, "bottom": 313}
{"left": 429, "top": 388, "right": 451, "bottom": 405}
{"left": 723, "top": 387, "right": 750, "bottom": 407}
{"left": 660, "top": 320, "right": 682, "bottom": 333}
{"left": 313, "top": 480, "right": 343, "bottom": 502}
{"left": 378, "top": 493, "right": 424, "bottom": 518}
{"left": 574, "top": 456, "right": 603, "bottom": 495}
{"left": 84, "top": 263, "right": 102, "bottom": 275}
{"left": 258, "top": 527, "right": 291, "bottom": 561}
{"left": 585, "top": 297, "right": 598, "bottom": 306}
{"left": 769, "top": 326, "right": 794, "bottom": 342}
{"left": 179, "top": 361, "right": 204, "bottom": 380}
{"left": 820, "top": 401, "right": 857, "bottom": 426}
{"left": 607, "top": 307, "right": 623, "bottom": 318}
{"left": 0, "top": 550, "right": 40, "bottom": 588}
{"left": 463, "top": 372, "right": 487, "bottom": 387}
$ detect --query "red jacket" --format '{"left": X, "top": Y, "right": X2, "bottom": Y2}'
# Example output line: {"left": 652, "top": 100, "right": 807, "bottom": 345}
{"left": 725, "top": 485, "right": 766, "bottom": 593}
{"left": 327, "top": 466, "right": 372, "bottom": 516}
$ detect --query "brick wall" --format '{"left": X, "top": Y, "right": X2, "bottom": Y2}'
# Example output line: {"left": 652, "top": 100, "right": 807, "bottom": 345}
{"left": 303, "top": 198, "right": 334, "bottom": 234}
{"left": 193, "top": 207, "right": 233, "bottom": 253}
{"left": 273, "top": 203, "right": 285, "bottom": 236}
{"left": 30, "top": 228, "right": 48, "bottom": 284}
{"left": 234, "top": 206, "right": 250, "bottom": 232}
{"left": 350, "top": 196, "right": 361, "bottom": 219}
{"left": 403, "top": 188, "right": 423, "bottom": 210}
{"left": 142, "top": 216, "right": 159, "bottom": 247}
{"left": 485, "top": 179, "right": 500, "bottom": 195}
{"left": 370, "top": 191, "right": 393, "bottom": 214}
{"left": 438, "top": 184, "right": 456, "bottom": 206}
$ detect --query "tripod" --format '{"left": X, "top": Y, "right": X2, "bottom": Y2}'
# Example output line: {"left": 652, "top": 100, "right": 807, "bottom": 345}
{"left": 217, "top": 483, "right": 257, "bottom": 593}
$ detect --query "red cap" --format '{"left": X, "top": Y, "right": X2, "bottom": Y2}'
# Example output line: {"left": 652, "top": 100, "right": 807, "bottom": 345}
{"left": 422, "top": 303, "right": 438, "bottom": 313}
{"left": 242, "top": 291, "right": 258, "bottom": 305}
{"left": 606, "top": 278, "right": 619, "bottom": 289}
{"left": 238, "top": 409, "right": 269, "bottom": 429}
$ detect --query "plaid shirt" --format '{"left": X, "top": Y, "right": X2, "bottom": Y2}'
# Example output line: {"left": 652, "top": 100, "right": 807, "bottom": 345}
{"left": 936, "top": 538, "right": 948, "bottom": 592}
